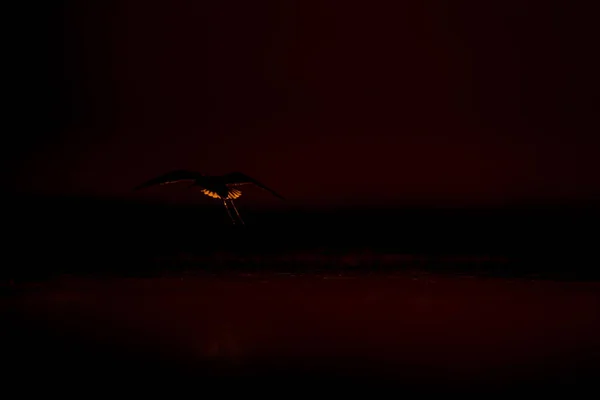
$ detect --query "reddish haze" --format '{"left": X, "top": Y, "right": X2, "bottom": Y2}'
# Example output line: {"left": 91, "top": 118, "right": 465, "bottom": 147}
{"left": 12, "top": 1, "right": 600, "bottom": 206}
{"left": 5, "top": 274, "right": 600, "bottom": 386}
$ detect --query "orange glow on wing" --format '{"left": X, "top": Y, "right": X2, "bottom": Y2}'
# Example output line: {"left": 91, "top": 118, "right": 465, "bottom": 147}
{"left": 200, "top": 188, "right": 242, "bottom": 199}
{"left": 227, "top": 189, "right": 242, "bottom": 199}
{"left": 201, "top": 189, "right": 221, "bottom": 199}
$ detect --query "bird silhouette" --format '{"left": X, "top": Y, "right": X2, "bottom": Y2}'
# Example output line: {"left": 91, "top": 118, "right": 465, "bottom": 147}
{"left": 134, "top": 170, "right": 284, "bottom": 224}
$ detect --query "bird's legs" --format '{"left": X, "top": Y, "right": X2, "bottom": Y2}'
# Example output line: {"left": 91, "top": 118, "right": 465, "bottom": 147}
{"left": 229, "top": 199, "right": 245, "bottom": 225}
{"left": 222, "top": 199, "right": 236, "bottom": 225}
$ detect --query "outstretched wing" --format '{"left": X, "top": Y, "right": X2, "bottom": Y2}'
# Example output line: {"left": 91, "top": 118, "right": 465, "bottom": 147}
{"left": 223, "top": 172, "right": 285, "bottom": 200}
{"left": 134, "top": 170, "right": 204, "bottom": 190}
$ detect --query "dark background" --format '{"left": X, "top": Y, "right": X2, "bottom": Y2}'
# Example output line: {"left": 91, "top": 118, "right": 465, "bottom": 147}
{"left": 3, "top": 1, "right": 600, "bottom": 278}
{"left": 3, "top": 2, "right": 600, "bottom": 390}
{"left": 7, "top": 0, "right": 600, "bottom": 205}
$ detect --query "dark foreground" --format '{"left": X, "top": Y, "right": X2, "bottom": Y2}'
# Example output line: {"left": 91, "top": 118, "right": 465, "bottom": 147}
{"left": 2, "top": 271, "right": 599, "bottom": 393}
{"left": 2, "top": 196, "right": 600, "bottom": 392}
{"left": 4, "top": 195, "right": 600, "bottom": 281}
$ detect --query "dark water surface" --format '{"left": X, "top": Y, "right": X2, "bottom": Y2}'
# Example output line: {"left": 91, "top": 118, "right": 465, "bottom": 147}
{"left": 4, "top": 196, "right": 600, "bottom": 280}
{"left": 3, "top": 271, "right": 599, "bottom": 392}
{"left": 3, "top": 197, "right": 600, "bottom": 392}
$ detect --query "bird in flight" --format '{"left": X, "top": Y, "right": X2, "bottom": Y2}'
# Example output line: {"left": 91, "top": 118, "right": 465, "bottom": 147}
{"left": 134, "top": 170, "right": 285, "bottom": 225}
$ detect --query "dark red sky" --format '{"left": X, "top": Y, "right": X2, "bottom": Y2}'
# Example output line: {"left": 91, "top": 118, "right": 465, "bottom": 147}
{"left": 9, "top": 1, "right": 600, "bottom": 207}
